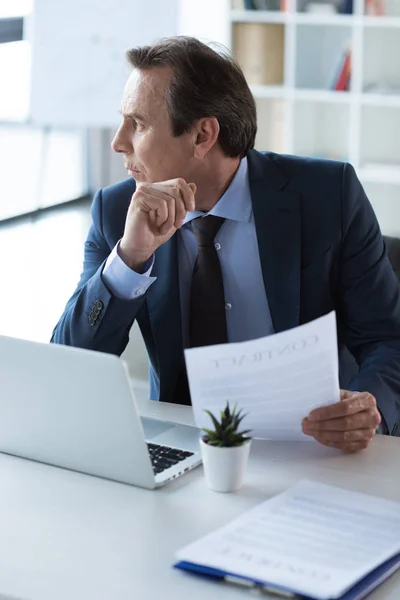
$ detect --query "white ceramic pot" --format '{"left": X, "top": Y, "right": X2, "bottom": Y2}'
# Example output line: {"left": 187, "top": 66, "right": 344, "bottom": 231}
{"left": 200, "top": 438, "right": 252, "bottom": 493}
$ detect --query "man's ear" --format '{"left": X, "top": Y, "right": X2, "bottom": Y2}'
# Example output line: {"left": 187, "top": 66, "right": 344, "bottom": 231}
{"left": 193, "top": 117, "right": 220, "bottom": 159}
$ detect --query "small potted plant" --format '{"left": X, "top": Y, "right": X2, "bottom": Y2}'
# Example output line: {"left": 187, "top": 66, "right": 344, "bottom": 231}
{"left": 200, "top": 402, "right": 252, "bottom": 493}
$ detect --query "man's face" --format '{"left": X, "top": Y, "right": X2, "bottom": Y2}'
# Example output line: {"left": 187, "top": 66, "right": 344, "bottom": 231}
{"left": 112, "top": 67, "right": 195, "bottom": 183}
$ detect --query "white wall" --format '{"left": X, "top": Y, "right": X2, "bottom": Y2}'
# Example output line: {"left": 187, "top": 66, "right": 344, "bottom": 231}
{"left": 29, "top": 0, "right": 178, "bottom": 127}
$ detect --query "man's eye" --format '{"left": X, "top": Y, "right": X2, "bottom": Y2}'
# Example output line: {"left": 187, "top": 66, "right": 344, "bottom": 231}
{"left": 130, "top": 118, "right": 144, "bottom": 131}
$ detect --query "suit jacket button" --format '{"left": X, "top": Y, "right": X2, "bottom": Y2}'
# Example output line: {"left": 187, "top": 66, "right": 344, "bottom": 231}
{"left": 88, "top": 314, "right": 95, "bottom": 326}
{"left": 94, "top": 300, "right": 103, "bottom": 311}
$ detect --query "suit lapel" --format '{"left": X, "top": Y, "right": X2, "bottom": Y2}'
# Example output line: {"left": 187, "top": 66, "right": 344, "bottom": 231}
{"left": 145, "top": 235, "right": 183, "bottom": 400}
{"left": 248, "top": 150, "right": 301, "bottom": 333}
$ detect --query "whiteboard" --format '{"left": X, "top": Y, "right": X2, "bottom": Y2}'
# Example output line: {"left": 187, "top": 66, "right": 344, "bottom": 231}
{"left": 29, "top": 0, "right": 178, "bottom": 126}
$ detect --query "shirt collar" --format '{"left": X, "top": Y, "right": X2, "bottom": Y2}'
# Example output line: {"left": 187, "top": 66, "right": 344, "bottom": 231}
{"left": 182, "top": 157, "right": 251, "bottom": 226}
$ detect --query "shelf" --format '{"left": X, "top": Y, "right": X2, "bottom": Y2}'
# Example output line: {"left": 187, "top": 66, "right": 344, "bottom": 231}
{"left": 293, "top": 89, "right": 351, "bottom": 103}
{"left": 361, "top": 94, "right": 400, "bottom": 108}
{"left": 295, "top": 14, "right": 355, "bottom": 26}
{"left": 230, "top": 10, "right": 400, "bottom": 28}
{"left": 251, "top": 87, "right": 352, "bottom": 103}
{"left": 250, "top": 84, "right": 286, "bottom": 98}
{"left": 231, "top": 10, "right": 287, "bottom": 23}
{"left": 178, "top": 2, "right": 400, "bottom": 236}
{"left": 295, "top": 24, "right": 351, "bottom": 91}
{"left": 362, "top": 27, "right": 400, "bottom": 103}
{"left": 249, "top": 86, "right": 400, "bottom": 108}
{"left": 231, "top": 10, "right": 355, "bottom": 25}
{"left": 363, "top": 16, "right": 400, "bottom": 28}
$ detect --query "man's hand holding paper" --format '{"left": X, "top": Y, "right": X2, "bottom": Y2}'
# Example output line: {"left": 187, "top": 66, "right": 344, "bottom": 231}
{"left": 184, "top": 312, "right": 378, "bottom": 450}
{"left": 302, "top": 389, "right": 380, "bottom": 452}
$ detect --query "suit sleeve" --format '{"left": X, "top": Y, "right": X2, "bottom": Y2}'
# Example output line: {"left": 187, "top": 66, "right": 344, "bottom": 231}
{"left": 338, "top": 163, "right": 400, "bottom": 434}
{"left": 51, "top": 189, "right": 146, "bottom": 355}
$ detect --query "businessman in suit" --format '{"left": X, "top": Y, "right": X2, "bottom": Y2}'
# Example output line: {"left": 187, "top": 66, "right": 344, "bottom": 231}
{"left": 52, "top": 37, "right": 400, "bottom": 451}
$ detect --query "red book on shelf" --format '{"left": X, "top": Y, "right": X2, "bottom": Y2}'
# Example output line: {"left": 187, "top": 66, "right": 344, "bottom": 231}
{"left": 280, "top": 0, "right": 288, "bottom": 11}
{"left": 335, "top": 49, "right": 351, "bottom": 91}
{"left": 365, "top": 0, "right": 386, "bottom": 16}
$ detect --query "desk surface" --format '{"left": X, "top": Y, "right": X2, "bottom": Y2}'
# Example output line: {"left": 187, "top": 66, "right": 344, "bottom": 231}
{"left": 0, "top": 399, "right": 399, "bottom": 600}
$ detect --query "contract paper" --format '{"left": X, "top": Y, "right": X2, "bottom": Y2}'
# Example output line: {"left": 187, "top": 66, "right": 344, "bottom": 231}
{"left": 184, "top": 312, "right": 339, "bottom": 440}
{"left": 176, "top": 480, "right": 400, "bottom": 600}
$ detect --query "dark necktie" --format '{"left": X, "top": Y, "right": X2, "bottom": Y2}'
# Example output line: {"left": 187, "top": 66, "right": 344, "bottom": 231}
{"left": 172, "top": 215, "right": 227, "bottom": 406}
{"left": 189, "top": 215, "right": 227, "bottom": 347}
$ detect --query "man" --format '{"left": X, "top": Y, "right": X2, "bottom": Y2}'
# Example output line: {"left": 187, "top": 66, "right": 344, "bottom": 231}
{"left": 52, "top": 36, "right": 400, "bottom": 451}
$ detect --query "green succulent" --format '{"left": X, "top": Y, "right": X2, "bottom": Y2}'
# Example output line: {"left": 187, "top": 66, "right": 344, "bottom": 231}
{"left": 202, "top": 402, "right": 252, "bottom": 448}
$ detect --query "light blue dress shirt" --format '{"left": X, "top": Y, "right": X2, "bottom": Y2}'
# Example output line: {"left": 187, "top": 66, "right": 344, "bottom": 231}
{"left": 103, "top": 157, "right": 275, "bottom": 347}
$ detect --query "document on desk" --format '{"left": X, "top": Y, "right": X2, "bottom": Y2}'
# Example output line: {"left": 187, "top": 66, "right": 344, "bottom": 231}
{"left": 175, "top": 480, "right": 400, "bottom": 600}
{"left": 184, "top": 311, "right": 339, "bottom": 440}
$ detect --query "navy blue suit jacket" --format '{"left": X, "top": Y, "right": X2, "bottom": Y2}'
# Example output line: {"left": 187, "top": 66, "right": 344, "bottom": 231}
{"left": 52, "top": 150, "right": 400, "bottom": 434}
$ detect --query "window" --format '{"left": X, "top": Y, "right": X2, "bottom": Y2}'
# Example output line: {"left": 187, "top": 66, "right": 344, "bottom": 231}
{"left": 0, "top": 0, "right": 88, "bottom": 220}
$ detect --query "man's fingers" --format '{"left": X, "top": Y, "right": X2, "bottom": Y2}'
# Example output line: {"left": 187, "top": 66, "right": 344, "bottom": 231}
{"left": 303, "top": 409, "right": 380, "bottom": 432}
{"left": 136, "top": 185, "right": 177, "bottom": 234}
{"left": 303, "top": 390, "right": 379, "bottom": 453}
{"left": 340, "top": 389, "right": 353, "bottom": 401}
{"left": 321, "top": 439, "right": 371, "bottom": 453}
{"left": 136, "top": 180, "right": 195, "bottom": 233}
{"left": 158, "top": 178, "right": 195, "bottom": 213}
{"left": 304, "top": 427, "right": 375, "bottom": 452}
{"left": 148, "top": 209, "right": 158, "bottom": 229}
{"left": 158, "top": 194, "right": 176, "bottom": 235}
{"left": 139, "top": 191, "right": 169, "bottom": 229}
{"left": 308, "top": 392, "right": 377, "bottom": 422}
{"left": 173, "top": 187, "right": 189, "bottom": 229}
{"left": 305, "top": 427, "right": 376, "bottom": 444}
{"left": 178, "top": 179, "right": 196, "bottom": 213}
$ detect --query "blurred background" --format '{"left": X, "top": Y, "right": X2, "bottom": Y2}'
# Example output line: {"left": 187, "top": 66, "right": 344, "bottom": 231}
{"left": 1, "top": 0, "right": 399, "bottom": 389}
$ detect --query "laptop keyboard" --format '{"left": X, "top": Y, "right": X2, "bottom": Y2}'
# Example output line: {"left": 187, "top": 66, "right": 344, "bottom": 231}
{"left": 147, "top": 443, "right": 194, "bottom": 475}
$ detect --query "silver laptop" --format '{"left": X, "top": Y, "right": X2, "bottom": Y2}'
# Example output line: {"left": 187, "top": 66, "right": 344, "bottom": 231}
{"left": 0, "top": 335, "right": 201, "bottom": 488}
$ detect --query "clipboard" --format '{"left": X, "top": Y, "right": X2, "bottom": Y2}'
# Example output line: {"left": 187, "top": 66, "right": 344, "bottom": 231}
{"left": 174, "top": 552, "right": 400, "bottom": 599}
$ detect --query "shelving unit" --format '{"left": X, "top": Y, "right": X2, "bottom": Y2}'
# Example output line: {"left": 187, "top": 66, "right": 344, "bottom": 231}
{"left": 179, "top": 0, "right": 400, "bottom": 233}
{"left": 229, "top": 0, "right": 400, "bottom": 234}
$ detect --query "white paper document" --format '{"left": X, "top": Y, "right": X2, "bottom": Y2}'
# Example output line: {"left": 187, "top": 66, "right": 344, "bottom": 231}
{"left": 184, "top": 312, "right": 340, "bottom": 440}
{"left": 176, "top": 480, "right": 400, "bottom": 600}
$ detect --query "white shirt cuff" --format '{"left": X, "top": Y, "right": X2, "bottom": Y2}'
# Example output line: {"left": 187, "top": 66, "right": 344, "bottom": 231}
{"left": 102, "top": 242, "right": 156, "bottom": 300}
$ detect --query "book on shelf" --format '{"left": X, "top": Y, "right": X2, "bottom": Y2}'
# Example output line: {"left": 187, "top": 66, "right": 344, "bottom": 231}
{"left": 341, "top": 0, "right": 354, "bottom": 13}
{"left": 303, "top": 0, "right": 353, "bottom": 14}
{"left": 231, "top": 0, "right": 254, "bottom": 9}
{"left": 365, "top": 0, "right": 386, "bottom": 15}
{"left": 329, "top": 47, "right": 351, "bottom": 92}
{"left": 233, "top": 0, "right": 288, "bottom": 10}
{"left": 233, "top": 22, "right": 284, "bottom": 85}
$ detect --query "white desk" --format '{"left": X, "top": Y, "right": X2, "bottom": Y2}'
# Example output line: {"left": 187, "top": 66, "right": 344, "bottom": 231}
{"left": 0, "top": 399, "right": 399, "bottom": 600}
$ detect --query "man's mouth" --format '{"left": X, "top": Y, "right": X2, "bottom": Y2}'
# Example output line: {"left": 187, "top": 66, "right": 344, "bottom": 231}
{"left": 126, "top": 165, "right": 140, "bottom": 173}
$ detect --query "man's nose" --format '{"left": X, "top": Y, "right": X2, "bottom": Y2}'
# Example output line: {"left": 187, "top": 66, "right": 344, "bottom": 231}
{"left": 111, "top": 124, "right": 132, "bottom": 154}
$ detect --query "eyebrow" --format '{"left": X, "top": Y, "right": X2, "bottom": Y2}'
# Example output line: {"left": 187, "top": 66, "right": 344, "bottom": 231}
{"left": 119, "top": 109, "right": 146, "bottom": 122}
